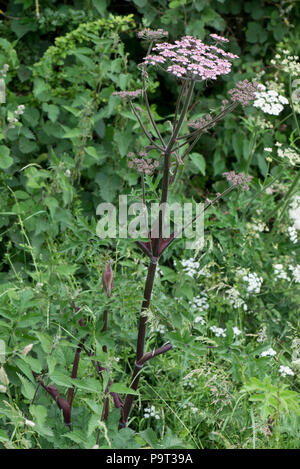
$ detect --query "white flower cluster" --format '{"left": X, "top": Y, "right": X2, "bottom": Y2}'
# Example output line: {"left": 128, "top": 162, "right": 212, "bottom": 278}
{"left": 189, "top": 292, "right": 209, "bottom": 312}
{"left": 150, "top": 323, "right": 166, "bottom": 335}
{"left": 7, "top": 104, "right": 25, "bottom": 129}
{"left": 210, "top": 325, "right": 226, "bottom": 338}
{"left": 253, "top": 85, "right": 289, "bottom": 115}
{"left": 274, "top": 264, "right": 290, "bottom": 281}
{"left": 288, "top": 226, "right": 298, "bottom": 244}
{"left": 261, "top": 347, "right": 277, "bottom": 357}
{"left": 257, "top": 326, "right": 267, "bottom": 343}
{"left": 226, "top": 287, "right": 248, "bottom": 311}
{"left": 289, "top": 195, "right": 300, "bottom": 230}
{"left": 144, "top": 405, "right": 160, "bottom": 419}
{"left": 271, "top": 52, "right": 300, "bottom": 77}
{"left": 242, "top": 272, "right": 263, "bottom": 294}
{"left": 0, "top": 63, "right": 9, "bottom": 78}
{"left": 180, "top": 258, "right": 200, "bottom": 277}
{"left": 289, "top": 265, "right": 300, "bottom": 283}
{"left": 194, "top": 315, "right": 206, "bottom": 326}
{"left": 179, "top": 401, "right": 198, "bottom": 413}
{"left": 279, "top": 365, "right": 294, "bottom": 377}
{"left": 233, "top": 327, "right": 242, "bottom": 337}
{"left": 276, "top": 143, "right": 300, "bottom": 166}
{"left": 183, "top": 376, "right": 198, "bottom": 389}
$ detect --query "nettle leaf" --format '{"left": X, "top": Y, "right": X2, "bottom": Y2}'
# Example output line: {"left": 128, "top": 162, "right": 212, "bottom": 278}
{"left": 30, "top": 405, "right": 54, "bottom": 438}
{"left": 33, "top": 77, "right": 51, "bottom": 102}
{"left": 34, "top": 331, "right": 53, "bottom": 354}
{"left": 42, "top": 103, "right": 60, "bottom": 123}
{"left": 92, "top": 0, "right": 108, "bottom": 16}
{"left": 63, "top": 430, "right": 88, "bottom": 445}
{"left": 21, "top": 127, "right": 35, "bottom": 140}
{"left": 95, "top": 171, "right": 122, "bottom": 202}
{"left": 0, "top": 145, "right": 13, "bottom": 169}
{"left": 17, "top": 373, "right": 36, "bottom": 400}
{"left": 62, "top": 127, "right": 82, "bottom": 139}
{"left": 17, "top": 65, "right": 32, "bottom": 82}
{"left": 55, "top": 264, "right": 78, "bottom": 276}
{"left": 15, "top": 358, "right": 36, "bottom": 384}
{"left": 22, "top": 107, "right": 40, "bottom": 127}
{"left": 19, "top": 136, "right": 38, "bottom": 154}
{"left": 189, "top": 152, "right": 206, "bottom": 175}
{"left": 109, "top": 383, "right": 138, "bottom": 395}
{"left": 49, "top": 372, "right": 73, "bottom": 387}
{"left": 133, "top": 0, "right": 148, "bottom": 7}
{"left": 114, "top": 128, "right": 133, "bottom": 157}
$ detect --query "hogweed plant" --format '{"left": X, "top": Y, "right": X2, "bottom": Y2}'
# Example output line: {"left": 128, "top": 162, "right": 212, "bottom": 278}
{"left": 31, "top": 30, "right": 259, "bottom": 435}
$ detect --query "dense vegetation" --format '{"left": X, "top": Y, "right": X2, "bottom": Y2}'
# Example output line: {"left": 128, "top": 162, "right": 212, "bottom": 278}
{"left": 0, "top": 0, "right": 299, "bottom": 449}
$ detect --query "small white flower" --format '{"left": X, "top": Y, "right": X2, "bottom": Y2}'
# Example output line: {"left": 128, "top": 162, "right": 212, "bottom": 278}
{"left": 144, "top": 405, "right": 160, "bottom": 420}
{"left": 210, "top": 325, "right": 226, "bottom": 338}
{"left": 233, "top": 327, "right": 242, "bottom": 337}
{"left": 279, "top": 365, "right": 294, "bottom": 377}
{"left": 264, "top": 147, "right": 272, "bottom": 152}
{"left": 194, "top": 316, "right": 205, "bottom": 325}
{"left": 261, "top": 347, "right": 277, "bottom": 357}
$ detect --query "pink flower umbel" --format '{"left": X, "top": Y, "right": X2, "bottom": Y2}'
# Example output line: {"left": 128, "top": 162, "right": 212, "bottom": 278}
{"left": 102, "top": 262, "right": 114, "bottom": 298}
{"left": 143, "top": 35, "right": 239, "bottom": 82}
{"left": 223, "top": 171, "right": 253, "bottom": 191}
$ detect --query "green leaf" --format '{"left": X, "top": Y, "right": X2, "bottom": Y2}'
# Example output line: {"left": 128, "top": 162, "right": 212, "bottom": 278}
{"left": 33, "top": 77, "right": 51, "bottom": 102}
{"left": 133, "top": 0, "right": 148, "bottom": 7}
{"left": 34, "top": 332, "right": 53, "bottom": 354}
{"left": 0, "top": 146, "right": 13, "bottom": 169}
{"left": 55, "top": 264, "right": 78, "bottom": 276}
{"left": 19, "top": 136, "right": 38, "bottom": 154}
{"left": 17, "top": 373, "right": 36, "bottom": 400}
{"left": 49, "top": 372, "right": 73, "bottom": 387}
{"left": 189, "top": 153, "right": 206, "bottom": 175}
{"left": 62, "top": 127, "right": 82, "bottom": 139}
{"left": 42, "top": 103, "right": 60, "bottom": 123}
{"left": 92, "top": 0, "right": 108, "bottom": 16}
{"left": 109, "top": 383, "right": 138, "bottom": 395}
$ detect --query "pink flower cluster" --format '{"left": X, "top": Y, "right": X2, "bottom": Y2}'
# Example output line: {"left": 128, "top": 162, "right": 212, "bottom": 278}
{"left": 223, "top": 171, "right": 253, "bottom": 191}
{"left": 189, "top": 113, "right": 215, "bottom": 131}
{"left": 128, "top": 151, "right": 160, "bottom": 175}
{"left": 228, "top": 79, "right": 259, "bottom": 106}
{"left": 112, "top": 90, "right": 142, "bottom": 100}
{"left": 210, "top": 34, "right": 229, "bottom": 43}
{"left": 143, "top": 35, "right": 239, "bottom": 81}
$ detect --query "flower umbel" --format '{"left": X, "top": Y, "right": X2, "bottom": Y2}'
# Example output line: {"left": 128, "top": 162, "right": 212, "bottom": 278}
{"left": 143, "top": 35, "right": 239, "bottom": 81}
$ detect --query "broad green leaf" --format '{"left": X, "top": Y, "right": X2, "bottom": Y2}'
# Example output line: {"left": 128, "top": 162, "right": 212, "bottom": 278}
{"left": 17, "top": 373, "right": 36, "bottom": 400}
{"left": 189, "top": 152, "right": 206, "bottom": 175}
{"left": 0, "top": 146, "right": 13, "bottom": 169}
{"left": 109, "top": 383, "right": 138, "bottom": 395}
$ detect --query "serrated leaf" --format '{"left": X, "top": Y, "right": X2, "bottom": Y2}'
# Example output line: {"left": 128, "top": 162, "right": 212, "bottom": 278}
{"left": 109, "top": 383, "right": 138, "bottom": 395}
{"left": 17, "top": 373, "right": 36, "bottom": 400}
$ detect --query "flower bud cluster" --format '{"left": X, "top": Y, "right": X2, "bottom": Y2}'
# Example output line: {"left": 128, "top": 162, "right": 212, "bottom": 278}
{"left": 7, "top": 105, "right": 25, "bottom": 129}
{"left": 127, "top": 151, "right": 159, "bottom": 175}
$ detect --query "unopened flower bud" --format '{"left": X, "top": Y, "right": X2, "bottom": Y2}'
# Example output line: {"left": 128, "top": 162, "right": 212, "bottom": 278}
{"left": 21, "top": 344, "right": 33, "bottom": 356}
{"left": 102, "top": 262, "right": 114, "bottom": 298}
{"left": 0, "top": 367, "right": 9, "bottom": 386}
{"left": 25, "top": 419, "right": 35, "bottom": 427}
